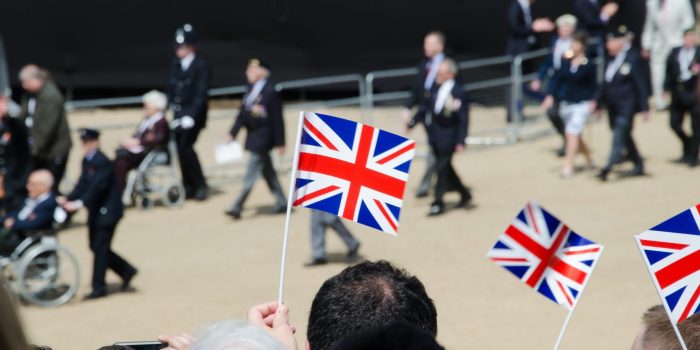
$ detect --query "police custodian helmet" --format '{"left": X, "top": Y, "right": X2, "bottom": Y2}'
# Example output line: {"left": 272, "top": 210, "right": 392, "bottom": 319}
{"left": 174, "top": 23, "right": 198, "bottom": 46}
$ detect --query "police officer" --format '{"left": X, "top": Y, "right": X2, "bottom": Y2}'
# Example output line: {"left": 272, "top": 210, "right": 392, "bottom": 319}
{"left": 597, "top": 26, "right": 650, "bottom": 181}
{"left": 225, "top": 59, "right": 286, "bottom": 220}
{"left": 167, "top": 24, "right": 211, "bottom": 201}
{"left": 408, "top": 58, "right": 471, "bottom": 216}
{"left": 664, "top": 29, "right": 700, "bottom": 166}
{"left": 59, "top": 128, "right": 137, "bottom": 300}
{"left": 0, "top": 94, "right": 31, "bottom": 213}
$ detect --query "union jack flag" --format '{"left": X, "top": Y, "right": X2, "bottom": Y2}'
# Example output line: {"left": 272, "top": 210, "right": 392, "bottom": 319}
{"left": 292, "top": 112, "right": 416, "bottom": 235}
{"left": 487, "top": 202, "right": 603, "bottom": 310}
{"left": 636, "top": 204, "right": 700, "bottom": 324}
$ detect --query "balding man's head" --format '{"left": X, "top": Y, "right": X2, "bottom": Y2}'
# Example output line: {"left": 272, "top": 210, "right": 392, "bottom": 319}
{"left": 27, "top": 170, "right": 54, "bottom": 198}
{"left": 19, "top": 64, "right": 48, "bottom": 93}
{"left": 423, "top": 31, "right": 445, "bottom": 59}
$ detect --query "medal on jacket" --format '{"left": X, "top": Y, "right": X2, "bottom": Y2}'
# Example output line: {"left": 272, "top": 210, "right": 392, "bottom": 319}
{"left": 619, "top": 63, "right": 631, "bottom": 75}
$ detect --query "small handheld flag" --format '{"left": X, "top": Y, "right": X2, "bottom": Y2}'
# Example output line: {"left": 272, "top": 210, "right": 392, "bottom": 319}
{"left": 291, "top": 112, "right": 416, "bottom": 235}
{"left": 635, "top": 204, "right": 700, "bottom": 350}
{"left": 487, "top": 201, "right": 603, "bottom": 310}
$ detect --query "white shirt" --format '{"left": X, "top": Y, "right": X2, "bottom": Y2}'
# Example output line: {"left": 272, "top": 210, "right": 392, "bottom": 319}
{"left": 679, "top": 47, "right": 696, "bottom": 81}
{"left": 17, "top": 192, "right": 51, "bottom": 221}
{"left": 25, "top": 97, "right": 36, "bottom": 128}
{"left": 434, "top": 79, "right": 456, "bottom": 114}
{"left": 245, "top": 79, "right": 267, "bottom": 108}
{"left": 553, "top": 38, "right": 573, "bottom": 70}
{"left": 180, "top": 53, "right": 195, "bottom": 71}
{"left": 424, "top": 53, "right": 445, "bottom": 90}
{"left": 605, "top": 44, "right": 631, "bottom": 82}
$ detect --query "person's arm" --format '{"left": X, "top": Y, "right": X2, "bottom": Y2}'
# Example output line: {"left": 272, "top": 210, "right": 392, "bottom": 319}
{"left": 229, "top": 105, "right": 246, "bottom": 140}
{"left": 574, "top": 0, "right": 606, "bottom": 31}
{"left": 641, "top": 4, "right": 654, "bottom": 52}
{"left": 268, "top": 89, "right": 285, "bottom": 148}
{"left": 140, "top": 119, "right": 170, "bottom": 149}
{"left": 11, "top": 200, "right": 56, "bottom": 231}
{"left": 67, "top": 156, "right": 112, "bottom": 208}
{"left": 632, "top": 56, "right": 651, "bottom": 113}
{"left": 454, "top": 86, "right": 469, "bottom": 148}
{"left": 664, "top": 49, "right": 676, "bottom": 92}
{"left": 185, "top": 61, "right": 210, "bottom": 127}
{"left": 406, "top": 106, "right": 426, "bottom": 130}
{"left": 405, "top": 61, "right": 426, "bottom": 109}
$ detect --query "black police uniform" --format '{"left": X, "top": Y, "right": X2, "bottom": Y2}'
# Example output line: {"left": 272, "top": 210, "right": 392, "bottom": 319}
{"left": 664, "top": 44, "right": 700, "bottom": 165}
{"left": 0, "top": 115, "right": 31, "bottom": 213}
{"left": 67, "top": 129, "right": 136, "bottom": 298}
{"left": 166, "top": 24, "right": 211, "bottom": 199}
{"left": 598, "top": 37, "right": 650, "bottom": 180}
{"left": 409, "top": 80, "right": 471, "bottom": 216}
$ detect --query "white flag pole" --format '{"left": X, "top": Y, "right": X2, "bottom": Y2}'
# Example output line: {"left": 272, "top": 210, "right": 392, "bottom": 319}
{"left": 277, "top": 111, "right": 306, "bottom": 305}
{"left": 553, "top": 245, "right": 604, "bottom": 350}
{"left": 634, "top": 236, "right": 688, "bottom": 350}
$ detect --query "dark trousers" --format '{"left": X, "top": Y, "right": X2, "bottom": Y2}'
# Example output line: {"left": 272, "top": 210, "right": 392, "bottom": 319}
{"left": 229, "top": 152, "right": 286, "bottom": 212}
{"left": 432, "top": 149, "right": 470, "bottom": 206}
{"left": 174, "top": 127, "right": 207, "bottom": 193}
{"left": 547, "top": 101, "right": 566, "bottom": 138}
{"left": 88, "top": 222, "right": 136, "bottom": 293}
{"left": 33, "top": 154, "right": 69, "bottom": 193}
{"left": 114, "top": 150, "right": 147, "bottom": 194}
{"left": 604, "top": 103, "right": 643, "bottom": 171}
{"left": 669, "top": 92, "right": 700, "bottom": 160}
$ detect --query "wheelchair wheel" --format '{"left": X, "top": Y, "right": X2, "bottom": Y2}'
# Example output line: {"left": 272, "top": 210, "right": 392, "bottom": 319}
{"left": 15, "top": 238, "right": 79, "bottom": 307}
{"left": 161, "top": 181, "right": 185, "bottom": 208}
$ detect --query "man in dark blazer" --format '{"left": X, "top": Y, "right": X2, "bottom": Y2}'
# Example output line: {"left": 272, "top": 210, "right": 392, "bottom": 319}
{"left": 59, "top": 128, "right": 137, "bottom": 300}
{"left": 403, "top": 31, "right": 447, "bottom": 198}
{"left": 597, "top": 26, "right": 650, "bottom": 181}
{"left": 167, "top": 24, "right": 210, "bottom": 201}
{"left": 17, "top": 65, "right": 72, "bottom": 193}
{"left": 0, "top": 95, "right": 31, "bottom": 213}
{"left": 114, "top": 90, "right": 170, "bottom": 193}
{"left": 225, "top": 59, "right": 286, "bottom": 220}
{"left": 408, "top": 59, "right": 471, "bottom": 216}
{"left": 0, "top": 170, "right": 56, "bottom": 256}
{"left": 505, "top": 0, "right": 554, "bottom": 58}
{"left": 664, "top": 29, "right": 700, "bottom": 166}
{"left": 574, "top": 0, "right": 619, "bottom": 44}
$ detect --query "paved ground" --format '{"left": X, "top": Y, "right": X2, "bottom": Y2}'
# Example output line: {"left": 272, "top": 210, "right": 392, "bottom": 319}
{"left": 13, "top": 104, "right": 700, "bottom": 349}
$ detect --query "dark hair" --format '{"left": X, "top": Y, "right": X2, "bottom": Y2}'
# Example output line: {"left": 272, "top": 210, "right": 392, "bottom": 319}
{"left": 642, "top": 305, "right": 700, "bottom": 350}
{"left": 573, "top": 31, "right": 589, "bottom": 47}
{"left": 97, "top": 346, "right": 135, "bottom": 350}
{"left": 330, "top": 321, "right": 444, "bottom": 350}
{"left": 307, "top": 260, "right": 437, "bottom": 350}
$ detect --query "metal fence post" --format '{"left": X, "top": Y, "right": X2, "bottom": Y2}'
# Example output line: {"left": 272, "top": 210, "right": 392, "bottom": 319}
{"left": 365, "top": 73, "right": 375, "bottom": 124}
{"left": 510, "top": 55, "right": 523, "bottom": 142}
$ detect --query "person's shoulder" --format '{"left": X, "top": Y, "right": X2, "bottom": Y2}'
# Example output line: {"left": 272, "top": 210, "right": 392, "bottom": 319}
{"left": 41, "top": 81, "right": 65, "bottom": 103}
{"left": 193, "top": 55, "right": 211, "bottom": 69}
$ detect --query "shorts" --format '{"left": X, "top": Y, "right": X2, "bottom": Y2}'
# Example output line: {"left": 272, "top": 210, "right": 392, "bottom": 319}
{"left": 559, "top": 101, "right": 590, "bottom": 136}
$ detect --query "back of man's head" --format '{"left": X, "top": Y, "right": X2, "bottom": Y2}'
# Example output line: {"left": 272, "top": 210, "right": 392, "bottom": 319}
{"left": 307, "top": 260, "right": 437, "bottom": 350}
{"left": 330, "top": 321, "right": 444, "bottom": 350}
{"left": 636, "top": 305, "right": 700, "bottom": 350}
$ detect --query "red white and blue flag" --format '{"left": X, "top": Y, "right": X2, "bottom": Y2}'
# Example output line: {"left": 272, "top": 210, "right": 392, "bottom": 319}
{"left": 636, "top": 204, "right": 700, "bottom": 324}
{"left": 292, "top": 112, "right": 416, "bottom": 235}
{"left": 487, "top": 202, "right": 603, "bottom": 310}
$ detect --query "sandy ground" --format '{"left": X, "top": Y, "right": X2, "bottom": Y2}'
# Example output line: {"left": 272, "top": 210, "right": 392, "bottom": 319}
{"left": 13, "top": 103, "right": 700, "bottom": 350}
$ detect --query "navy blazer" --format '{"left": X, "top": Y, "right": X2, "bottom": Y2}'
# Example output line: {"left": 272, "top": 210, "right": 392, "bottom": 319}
{"left": 167, "top": 55, "right": 211, "bottom": 129}
{"left": 664, "top": 46, "right": 700, "bottom": 93}
{"left": 506, "top": 0, "right": 537, "bottom": 56}
{"left": 230, "top": 80, "right": 285, "bottom": 154}
{"left": 601, "top": 48, "right": 650, "bottom": 113}
{"left": 547, "top": 57, "right": 598, "bottom": 103}
{"left": 67, "top": 150, "right": 123, "bottom": 228}
{"left": 406, "top": 58, "right": 433, "bottom": 110}
{"left": 410, "top": 81, "right": 470, "bottom": 153}
{"left": 5, "top": 193, "right": 57, "bottom": 232}
{"left": 574, "top": 0, "right": 608, "bottom": 40}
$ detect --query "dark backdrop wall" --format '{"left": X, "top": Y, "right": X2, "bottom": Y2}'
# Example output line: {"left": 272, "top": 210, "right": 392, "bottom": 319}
{"left": 0, "top": 0, "right": 645, "bottom": 95}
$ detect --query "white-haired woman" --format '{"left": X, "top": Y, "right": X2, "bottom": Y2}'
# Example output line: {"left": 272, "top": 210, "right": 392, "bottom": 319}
{"left": 114, "top": 90, "right": 170, "bottom": 193}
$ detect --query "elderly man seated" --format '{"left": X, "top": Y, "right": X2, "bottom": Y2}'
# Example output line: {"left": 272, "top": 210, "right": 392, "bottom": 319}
{"left": 114, "top": 90, "right": 170, "bottom": 194}
{"left": 0, "top": 170, "right": 57, "bottom": 256}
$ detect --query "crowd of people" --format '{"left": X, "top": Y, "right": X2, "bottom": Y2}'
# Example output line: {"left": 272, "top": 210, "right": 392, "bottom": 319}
{"left": 0, "top": 0, "right": 699, "bottom": 349}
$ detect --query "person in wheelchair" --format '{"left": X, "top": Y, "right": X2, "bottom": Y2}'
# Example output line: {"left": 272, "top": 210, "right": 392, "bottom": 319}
{"left": 0, "top": 169, "right": 56, "bottom": 256}
{"left": 114, "top": 90, "right": 170, "bottom": 194}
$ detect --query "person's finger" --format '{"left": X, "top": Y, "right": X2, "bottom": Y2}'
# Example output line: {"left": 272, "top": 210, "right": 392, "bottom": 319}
{"left": 248, "top": 301, "right": 279, "bottom": 325}
{"left": 273, "top": 304, "right": 290, "bottom": 329}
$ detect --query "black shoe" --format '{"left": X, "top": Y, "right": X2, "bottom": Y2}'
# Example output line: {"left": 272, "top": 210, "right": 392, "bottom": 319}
{"left": 428, "top": 204, "right": 444, "bottom": 216}
{"left": 225, "top": 209, "right": 241, "bottom": 220}
{"left": 304, "top": 258, "right": 328, "bottom": 267}
{"left": 347, "top": 243, "right": 360, "bottom": 263}
{"left": 596, "top": 169, "right": 609, "bottom": 182}
{"left": 272, "top": 205, "right": 287, "bottom": 214}
{"left": 630, "top": 167, "right": 645, "bottom": 176}
{"left": 193, "top": 187, "right": 208, "bottom": 201}
{"left": 83, "top": 290, "right": 107, "bottom": 300}
{"left": 122, "top": 269, "right": 138, "bottom": 291}
{"left": 556, "top": 146, "right": 566, "bottom": 157}
{"left": 456, "top": 192, "right": 472, "bottom": 209}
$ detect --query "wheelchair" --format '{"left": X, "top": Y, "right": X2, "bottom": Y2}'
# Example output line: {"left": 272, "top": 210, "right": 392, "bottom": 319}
{"left": 122, "top": 137, "right": 185, "bottom": 209}
{"left": 0, "top": 210, "right": 80, "bottom": 307}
